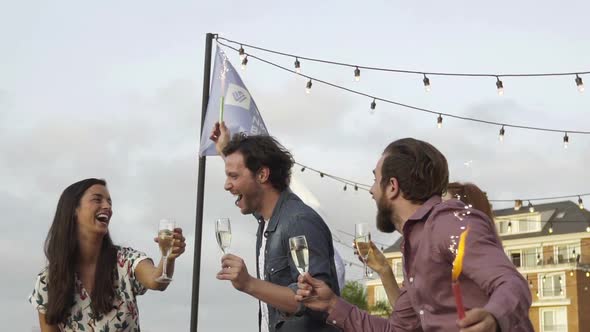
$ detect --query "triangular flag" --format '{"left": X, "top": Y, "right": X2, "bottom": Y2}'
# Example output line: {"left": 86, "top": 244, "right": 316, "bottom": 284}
{"left": 199, "top": 47, "right": 269, "bottom": 156}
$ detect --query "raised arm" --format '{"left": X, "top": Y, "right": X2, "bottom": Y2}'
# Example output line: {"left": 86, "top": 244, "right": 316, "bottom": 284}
{"left": 356, "top": 241, "right": 400, "bottom": 307}
{"left": 296, "top": 273, "right": 420, "bottom": 332}
{"left": 209, "top": 121, "right": 230, "bottom": 158}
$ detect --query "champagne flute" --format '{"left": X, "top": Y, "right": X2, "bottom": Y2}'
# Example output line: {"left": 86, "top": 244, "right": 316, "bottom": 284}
{"left": 290, "top": 235, "right": 317, "bottom": 301}
{"left": 355, "top": 223, "right": 372, "bottom": 279}
{"left": 289, "top": 235, "right": 309, "bottom": 275}
{"left": 155, "top": 219, "right": 175, "bottom": 283}
{"left": 215, "top": 218, "right": 232, "bottom": 254}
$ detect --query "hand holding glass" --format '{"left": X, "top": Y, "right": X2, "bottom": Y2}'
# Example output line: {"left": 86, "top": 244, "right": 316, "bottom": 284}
{"left": 290, "top": 235, "right": 319, "bottom": 302}
{"left": 156, "top": 219, "right": 175, "bottom": 283}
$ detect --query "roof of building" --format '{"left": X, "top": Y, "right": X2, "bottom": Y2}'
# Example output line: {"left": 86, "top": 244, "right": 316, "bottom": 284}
{"left": 495, "top": 200, "right": 590, "bottom": 240}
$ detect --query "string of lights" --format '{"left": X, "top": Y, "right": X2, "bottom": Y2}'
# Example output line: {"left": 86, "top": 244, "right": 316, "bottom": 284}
{"left": 219, "top": 40, "right": 590, "bottom": 143}
{"left": 219, "top": 36, "right": 589, "bottom": 88}
{"left": 295, "top": 162, "right": 370, "bottom": 192}
{"left": 296, "top": 160, "right": 588, "bottom": 209}
{"left": 335, "top": 229, "right": 391, "bottom": 250}
{"left": 215, "top": 38, "right": 590, "bottom": 231}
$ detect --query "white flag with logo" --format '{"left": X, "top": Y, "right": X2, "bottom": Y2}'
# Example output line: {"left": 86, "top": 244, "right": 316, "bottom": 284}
{"left": 199, "top": 47, "right": 269, "bottom": 156}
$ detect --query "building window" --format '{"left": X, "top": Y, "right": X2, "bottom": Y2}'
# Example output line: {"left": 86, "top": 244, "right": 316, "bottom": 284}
{"left": 540, "top": 307, "right": 567, "bottom": 332}
{"left": 495, "top": 214, "right": 541, "bottom": 235}
{"left": 508, "top": 247, "right": 541, "bottom": 268}
{"left": 374, "top": 285, "right": 388, "bottom": 304}
{"left": 510, "top": 252, "right": 521, "bottom": 267}
{"left": 554, "top": 243, "right": 581, "bottom": 264}
{"left": 393, "top": 260, "right": 404, "bottom": 280}
{"left": 540, "top": 273, "right": 565, "bottom": 298}
{"left": 497, "top": 220, "right": 509, "bottom": 234}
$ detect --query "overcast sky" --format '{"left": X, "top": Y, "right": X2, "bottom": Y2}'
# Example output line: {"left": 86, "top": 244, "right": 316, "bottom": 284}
{"left": 2, "top": 1, "right": 590, "bottom": 331}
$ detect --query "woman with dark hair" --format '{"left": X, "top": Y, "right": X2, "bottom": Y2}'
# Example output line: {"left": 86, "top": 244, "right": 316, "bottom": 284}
{"left": 445, "top": 182, "right": 494, "bottom": 220}
{"left": 357, "top": 181, "right": 496, "bottom": 308}
{"left": 29, "top": 178, "right": 186, "bottom": 331}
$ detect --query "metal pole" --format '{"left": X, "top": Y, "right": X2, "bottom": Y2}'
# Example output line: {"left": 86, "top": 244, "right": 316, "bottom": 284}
{"left": 190, "top": 32, "right": 215, "bottom": 332}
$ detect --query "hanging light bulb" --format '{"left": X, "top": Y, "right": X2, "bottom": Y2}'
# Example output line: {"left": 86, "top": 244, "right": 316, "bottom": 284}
{"left": 496, "top": 77, "right": 504, "bottom": 96}
{"left": 294, "top": 58, "right": 301, "bottom": 74}
{"left": 586, "top": 271, "right": 590, "bottom": 278}
{"left": 586, "top": 224, "right": 590, "bottom": 232}
{"left": 548, "top": 222, "right": 553, "bottom": 234}
{"left": 370, "top": 99, "right": 376, "bottom": 114}
{"left": 572, "top": 249, "right": 577, "bottom": 259}
{"left": 343, "top": 184, "right": 348, "bottom": 191}
{"left": 301, "top": 167, "right": 306, "bottom": 172}
{"left": 578, "top": 196, "right": 584, "bottom": 209}
{"left": 528, "top": 201, "right": 535, "bottom": 213}
{"left": 575, "top": 74, "right": 584, "bottom": 92}
{"left": 423, "top": 74, "right": 431, "bottom": 92}
{"left": 499, "top": 126, "right": 505, "bottom": 142}
{"left": 319, "top": 172, "right": 324, "bottom": 178}
{"left": 239, "top": 45, "right": 246, "bottom": 60}
{"left": 507, "top": 221, "right": 512, "bottom": 232}
{"left": 570, "top": 270, "right": 574, "bottom": 277}
{"left": 437, "top": 114, "right": 443, "bottom": 129}
{"left": 563, "top": 132, "right": 569, "bottom": 149}
{"left": 305, "top": 79, "right": 312, "bottom": 94}
{"left": 514, "top": 199, "right": 522, "bottom": 211}
{"left": 354, "top": 184, "right": 359, "bottom": 191}
{"left": 354, "top": 67, "right": 361, "bottom": 82}
{"left": 241, "top": 56, "right": 248, "bottom": 70}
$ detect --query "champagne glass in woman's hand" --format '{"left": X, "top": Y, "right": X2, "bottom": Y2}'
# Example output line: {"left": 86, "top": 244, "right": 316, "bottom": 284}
{"left": 155, "top": 219, "right": 175, "bottom": 283}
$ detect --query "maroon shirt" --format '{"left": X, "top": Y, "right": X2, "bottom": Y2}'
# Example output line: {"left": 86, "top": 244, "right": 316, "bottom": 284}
{"left": 327, "top": 196, "right": 533, "bottom": 331}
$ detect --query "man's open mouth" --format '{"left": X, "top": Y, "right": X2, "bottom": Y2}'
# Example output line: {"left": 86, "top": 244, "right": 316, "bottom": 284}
{"left": 235, "top": 194, "right": 243, "bottom": 207}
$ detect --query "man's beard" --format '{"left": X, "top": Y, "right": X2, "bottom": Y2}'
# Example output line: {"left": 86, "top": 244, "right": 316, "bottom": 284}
{"left": 376, "top": 196, "right": 397, "bottom": 233}
{"left": 237, "top": 185, "right": 262, "bottom": 215}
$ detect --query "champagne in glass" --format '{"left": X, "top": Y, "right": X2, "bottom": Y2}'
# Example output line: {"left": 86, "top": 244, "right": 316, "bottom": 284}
{"left": 158, "top": 229, "right": 174, "bottom": 256}
{"left": 215, "top": 218, "right": 232, "bottom": 254}
{"left": 155, "top": 219, "right": 175, "bottom": 283}
{"left": 355, "top": 223, "right": 372, "bottom": 278}
{"left": 289, "top": 235, "right": 309, "bottom": 275}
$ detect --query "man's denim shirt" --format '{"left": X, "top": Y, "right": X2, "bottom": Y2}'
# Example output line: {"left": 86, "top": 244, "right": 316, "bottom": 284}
{"left": 254, "top": 189, "right": 341, "bottom": 332}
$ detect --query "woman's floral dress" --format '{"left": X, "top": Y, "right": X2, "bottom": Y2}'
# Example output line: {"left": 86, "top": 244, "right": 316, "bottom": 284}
{"left": 29, "top": 247, "right": 151, "bottom": 332}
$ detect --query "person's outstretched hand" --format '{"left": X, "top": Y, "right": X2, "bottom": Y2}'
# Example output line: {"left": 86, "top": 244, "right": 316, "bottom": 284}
{"left": 295, "top": 272, "right": 337, "bottom": 313}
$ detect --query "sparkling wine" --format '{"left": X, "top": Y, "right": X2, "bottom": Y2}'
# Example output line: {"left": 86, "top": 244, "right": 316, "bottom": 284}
{"left": 290, "top": 247, "right": 309, "bottom": 275}
{"left": 216, "top": 230, "right": 232, "bottom": 253}
{"left": 158, "top": 229, "right": 174, "bottom": 256}
{"left": 355, "top": 235, "right": 371, "bottom": 260}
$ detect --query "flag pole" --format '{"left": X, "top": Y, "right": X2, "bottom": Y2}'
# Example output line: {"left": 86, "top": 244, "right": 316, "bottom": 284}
{"left": 190, "top": 32, "right": 215, "bottom": 332}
